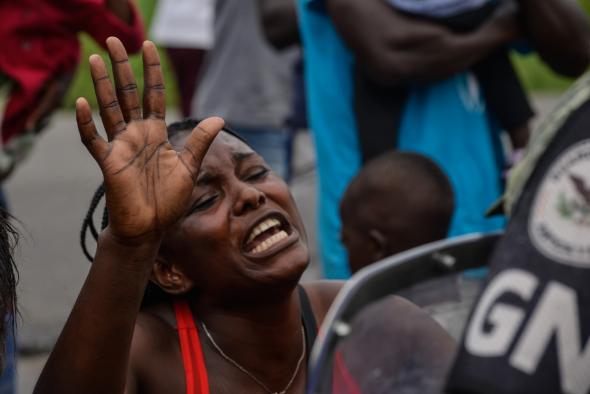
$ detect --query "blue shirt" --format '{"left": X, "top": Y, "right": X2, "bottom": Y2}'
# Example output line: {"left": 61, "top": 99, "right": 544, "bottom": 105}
{"left": 298, "top": 0, "right": 506, "bottom": 279}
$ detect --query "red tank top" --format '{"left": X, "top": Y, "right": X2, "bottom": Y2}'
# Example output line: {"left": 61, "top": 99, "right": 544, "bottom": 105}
{"left": 174, "top": 287, "right": 318, "bottom": 394}
{"left": 174, "top": 299, "right": 210, "bottom": 394}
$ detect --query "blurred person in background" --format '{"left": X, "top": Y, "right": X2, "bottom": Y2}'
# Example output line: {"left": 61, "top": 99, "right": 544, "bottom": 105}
{"left": 193, "top": 0, "right": 299, "bottom": 182}
{"left": 358, "top": 0, "right": 535, "bottom": 165}
{"left": 296, "top": 0, "right": 590, "bottom": 279}
{"left": 150, "top": 0, "right": 215, "bottom": 118}
{"left": 257, "top": 0, "right": 308, "bottom": 136}
{"left": 0, "top": 0, "right": 145, "bottom": 183}
{"left": 0, "top": 1, "right": 144, "bottom": 391}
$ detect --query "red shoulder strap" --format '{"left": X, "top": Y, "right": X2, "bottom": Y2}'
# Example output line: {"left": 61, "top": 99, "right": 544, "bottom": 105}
{"left": 174, "top": 299, "right": 210, "bottom": 394}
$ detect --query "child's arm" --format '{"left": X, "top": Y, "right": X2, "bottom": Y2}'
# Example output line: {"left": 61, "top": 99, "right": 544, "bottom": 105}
{"left": 257, "top": 0, "right": 300, "bottom": 50}
{"left": 75, "top": 0, "right": 145, "bottom": 54}
{"left": 33, "top": 38, "right": 223, "bottom": 394}
{"left": 327, "top": 0, "right": 520, "bottom": 86}
{"left": 105, "top": 0, "right": 134, "bottom": 24}
{"left": 520, "top": 0, "right": 590, "bottom": 77}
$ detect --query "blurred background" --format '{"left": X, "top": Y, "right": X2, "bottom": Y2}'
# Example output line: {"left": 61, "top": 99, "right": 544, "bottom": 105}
{"left": 2, "top": 0, "right": 590, "bottom": 392}
{"left": 65, "top": 0, "right": 590, "bottom": 103}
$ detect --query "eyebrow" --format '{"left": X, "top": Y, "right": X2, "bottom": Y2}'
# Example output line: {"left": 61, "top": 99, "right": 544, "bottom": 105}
{"left": 196, "top": 171, "right": 217, "bottom": 186}
{"left": 195, "top": 151, "right": 256, "bottom": 186}
{"left": 232, "top": 151, "right": 255, "bottom": 165}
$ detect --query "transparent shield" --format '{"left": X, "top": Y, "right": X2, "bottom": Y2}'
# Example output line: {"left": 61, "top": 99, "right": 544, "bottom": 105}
{"left": 308, "top": 233, "right": 499, "bottom": 394}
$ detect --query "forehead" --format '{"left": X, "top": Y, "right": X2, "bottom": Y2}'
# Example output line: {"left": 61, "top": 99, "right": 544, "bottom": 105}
{"left": 202, "top": 131, "right": 255, "bottom": 165}
{"left": 171, "top": 129, "right": 253, "bottom": 156}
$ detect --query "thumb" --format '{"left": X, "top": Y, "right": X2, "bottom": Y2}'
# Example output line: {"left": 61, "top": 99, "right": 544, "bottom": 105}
{"left": 179, "top": 117, "right": 225, "bottom": 175}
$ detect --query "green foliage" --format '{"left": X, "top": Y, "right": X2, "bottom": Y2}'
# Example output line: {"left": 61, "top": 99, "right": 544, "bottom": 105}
{"left": 512, "top": 0, "right": 590, "bottom": 91}
{"left": 64, "top": 0, "right": 179, "bottom": 109}
{"left": 510, "top": 0, "right": 590, "bottom": 92}
{"left": 512, "top": 54, "right": 575, "bottom": 92}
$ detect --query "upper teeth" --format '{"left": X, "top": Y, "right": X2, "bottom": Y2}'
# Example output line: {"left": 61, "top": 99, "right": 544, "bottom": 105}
{"left": 247, "top": 218, "right": 281, "bottom": 245}
{"left": 250, "top": 230, "right": 289, "bottom": 254}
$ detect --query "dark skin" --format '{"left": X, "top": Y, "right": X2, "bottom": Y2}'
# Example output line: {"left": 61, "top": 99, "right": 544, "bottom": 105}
{"left": 131, "top": 132, "right": 341, "bottom": 393}
{"left": 257, "top": 0, "right": 300, "bottom": 50}
{"left": 106, "top": 0, "right": 133, "bottom": 24}
{"left": 33, "top": 37, "right": 343, "bottom": 394}
{"left": 518, "top": 0, "right": 590, "bottom": 77}
{"left": 327, "top": 0, "right": 520, "bottom": 86}
{"left": 340, "top": 203, "right": 441, "bottom": 274}
{"left": 327, "top": 0, "right": 590, "bottom": 87}
{"left": 34, "top": 38, "right": 453, "bottom": 394}
{"left": 339, "top": 167, "right": 452, "bottom": 274}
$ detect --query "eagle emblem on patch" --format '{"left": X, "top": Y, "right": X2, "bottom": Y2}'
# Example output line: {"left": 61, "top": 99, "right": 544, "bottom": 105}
{"left": 529, "top": 139, "right": 590, "bottom": 267}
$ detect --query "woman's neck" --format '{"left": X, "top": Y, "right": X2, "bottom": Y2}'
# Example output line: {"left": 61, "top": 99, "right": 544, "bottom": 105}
{"left": 190, "top": 287, "right": 306, "bottom": 388}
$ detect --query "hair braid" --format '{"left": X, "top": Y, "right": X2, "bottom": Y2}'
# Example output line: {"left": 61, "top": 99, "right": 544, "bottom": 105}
{"left": 80, "top": 184, "right": 105, "bottom": 262}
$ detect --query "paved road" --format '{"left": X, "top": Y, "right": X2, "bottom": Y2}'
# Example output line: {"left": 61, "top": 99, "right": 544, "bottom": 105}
{"left": 13, "top": 94, "right": 559, "bottom": 393}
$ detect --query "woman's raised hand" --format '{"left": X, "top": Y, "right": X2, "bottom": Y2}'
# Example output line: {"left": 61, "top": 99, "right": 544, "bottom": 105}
{"left": 76, "top": 37, "right": 223, "bottom": 243}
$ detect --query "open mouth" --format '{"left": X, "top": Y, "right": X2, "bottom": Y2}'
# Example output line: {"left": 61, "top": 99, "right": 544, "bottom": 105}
{"left": 244, "top": 215, "right": 293, "bottom": 255}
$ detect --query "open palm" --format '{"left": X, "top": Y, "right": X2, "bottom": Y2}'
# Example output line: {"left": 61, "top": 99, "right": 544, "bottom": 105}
{"left": 76, "top": 38, "right": 223, "bottom": 241}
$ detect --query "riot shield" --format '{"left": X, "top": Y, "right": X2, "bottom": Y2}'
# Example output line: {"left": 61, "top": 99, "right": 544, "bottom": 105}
{"left": 308, "top": 73, "right": 590, "bottom": 394}
{"left": 307, "top": 232, "right": 501, "bottom": 393}
{"left": 446, "top": 72, "right": 590, "bottom": 394}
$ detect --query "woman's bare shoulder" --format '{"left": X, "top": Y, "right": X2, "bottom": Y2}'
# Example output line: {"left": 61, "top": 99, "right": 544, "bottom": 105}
{"left": 300, "top": 280, "right": 345, "bottom": 325}
{"left": 127, "top": 303, "right": 184, "bottom": 393}
{"left": 132, "top": 302, "right": 178, "bottom": 357}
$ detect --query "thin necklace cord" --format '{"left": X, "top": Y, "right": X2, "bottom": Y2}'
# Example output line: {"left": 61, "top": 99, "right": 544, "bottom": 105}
{"left": 201, "top": 322, "right": 306, "bottom": 394}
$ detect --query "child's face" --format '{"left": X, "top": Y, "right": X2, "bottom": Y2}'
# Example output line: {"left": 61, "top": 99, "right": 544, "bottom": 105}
{"left": 341, "top": 211, "right": 373, "bottom": 274}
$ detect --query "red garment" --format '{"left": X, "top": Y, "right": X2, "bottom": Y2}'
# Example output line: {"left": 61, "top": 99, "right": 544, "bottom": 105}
{"left": 0, "top": 0, "right": 144, "bottom": 143}
{"left": 332, "top": 351, "right": 363, "bottom": 394}
{"left": 174, "top": 299, "right": 210, "bottom": 394}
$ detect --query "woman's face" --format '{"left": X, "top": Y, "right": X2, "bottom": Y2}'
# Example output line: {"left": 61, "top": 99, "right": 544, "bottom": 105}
{"left": 158, "top": 131, "right": 309, "bottom": 301}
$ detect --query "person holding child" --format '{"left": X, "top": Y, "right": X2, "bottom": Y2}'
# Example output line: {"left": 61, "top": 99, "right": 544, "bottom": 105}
{"left": 0, "top": 0, "right": 144, "bottom": 181}
{"left": 296, "top": 0, "right": 590, "bottom": 279}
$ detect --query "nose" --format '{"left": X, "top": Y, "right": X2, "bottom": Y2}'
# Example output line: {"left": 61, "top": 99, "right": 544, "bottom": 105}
{"left": 232, "top": 182, "right": 266, "bottom": 216}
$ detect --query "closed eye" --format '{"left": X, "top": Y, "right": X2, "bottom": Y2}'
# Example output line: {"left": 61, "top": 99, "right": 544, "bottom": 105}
{"left": 246, "top": 167, "right": 270, "bottom": 182}
{"left": 189, "top": 194, "right": 218, "bottom": 214}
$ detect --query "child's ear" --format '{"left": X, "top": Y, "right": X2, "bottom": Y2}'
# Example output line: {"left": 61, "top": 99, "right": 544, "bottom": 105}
{"left": 368, "top": 229, "right": 388, "bottom": 262}
{"left": 151, "top": 259, "right": 194, "bottom": 295}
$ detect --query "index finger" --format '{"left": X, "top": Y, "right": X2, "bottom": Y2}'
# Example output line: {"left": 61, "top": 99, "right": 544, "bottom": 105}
{"left": 180, "top": 117, "right": 225, "bottom": 176}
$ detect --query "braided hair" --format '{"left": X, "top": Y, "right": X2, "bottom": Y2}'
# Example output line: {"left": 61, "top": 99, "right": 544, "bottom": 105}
{"left": 80, "top": 184, "right": 105, "bottom": 262}
{"left": 0, "top": 208, "right": 19, "bottom": 371}
{"left": 80, "top": 119, "right": 247, "bottom": 306}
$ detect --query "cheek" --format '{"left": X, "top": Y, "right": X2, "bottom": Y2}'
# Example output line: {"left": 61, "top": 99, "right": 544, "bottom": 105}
{"left": 346, "top": 235, "right": 365, "bottom": 264}
{"left": 166, "top": 213, "right": 239, "bottom": 263}
{"left": 269, "top": 186, "right": 305, "bottom": 230}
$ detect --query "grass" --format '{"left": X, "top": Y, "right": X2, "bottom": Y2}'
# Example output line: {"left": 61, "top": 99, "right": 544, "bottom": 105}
{"left": 64, "top": 0, "right": 590, "bottom": 109}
